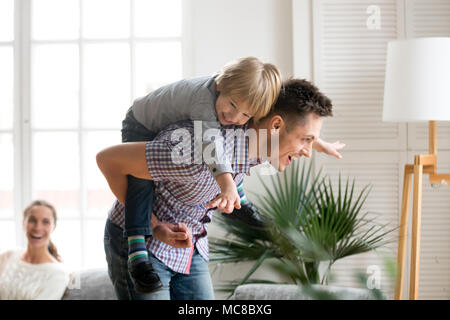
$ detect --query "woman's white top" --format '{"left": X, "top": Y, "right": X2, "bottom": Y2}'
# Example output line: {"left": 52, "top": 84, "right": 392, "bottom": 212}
{"left": 0, "top": 249, "right": 70, "bottom": 300}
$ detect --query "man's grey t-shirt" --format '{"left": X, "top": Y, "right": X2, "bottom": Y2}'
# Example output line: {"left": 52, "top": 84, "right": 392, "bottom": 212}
{"left": 131, "top": 76, "right": 233, "bottom": 176}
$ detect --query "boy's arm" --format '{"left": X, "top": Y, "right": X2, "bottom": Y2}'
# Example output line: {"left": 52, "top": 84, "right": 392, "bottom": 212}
{"left": 202, "top": 122, "right": 240, "bottom": 214}
{"left": 96, "top": 142, "right": 152, "bottom": 204}
{"left": 206, "top": 172, "right": 241, "bottom": 213}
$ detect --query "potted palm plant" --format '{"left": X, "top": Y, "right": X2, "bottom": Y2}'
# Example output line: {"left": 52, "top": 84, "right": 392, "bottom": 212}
{"left": 209, "top": 158, "right": 397, "bottom": 299}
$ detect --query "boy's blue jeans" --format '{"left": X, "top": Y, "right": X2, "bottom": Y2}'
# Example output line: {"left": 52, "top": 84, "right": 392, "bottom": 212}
{"left": 121, "top": 108, "right": 157, "bottom": 238}
{"left": 104, "top": 218, "right": 215, "bottom": 300}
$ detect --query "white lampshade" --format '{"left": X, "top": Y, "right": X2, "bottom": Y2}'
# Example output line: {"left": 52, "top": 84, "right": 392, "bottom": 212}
{"left": 383, "top": 37, "right": 450, "bottom": 122}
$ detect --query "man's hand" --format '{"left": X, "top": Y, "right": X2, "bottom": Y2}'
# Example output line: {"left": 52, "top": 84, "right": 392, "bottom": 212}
{"left": 206, "top": 173, "right": 241, "bottom": 213}
{"left": 312, "top": 138, "right": 346, "bottom": 159}
{"left": 152, "top": 222, "right": 192, "bottom": 249}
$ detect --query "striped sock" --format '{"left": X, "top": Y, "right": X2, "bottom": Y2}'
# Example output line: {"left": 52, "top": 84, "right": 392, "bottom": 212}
{"left": 128, "top": 235, "right": 149, "bottom": 265}
{"left": 237, "top": 180, "right": 249, "bottom": 206}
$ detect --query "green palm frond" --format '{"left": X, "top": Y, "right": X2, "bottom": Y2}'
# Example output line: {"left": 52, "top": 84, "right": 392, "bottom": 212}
{"left": 210, "top": 158, "right": 397, "bottom": 296}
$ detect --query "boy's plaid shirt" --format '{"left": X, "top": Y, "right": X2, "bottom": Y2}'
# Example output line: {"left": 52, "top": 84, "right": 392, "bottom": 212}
{"left": 108, "top": 120, "right": 260, "bottom": 274}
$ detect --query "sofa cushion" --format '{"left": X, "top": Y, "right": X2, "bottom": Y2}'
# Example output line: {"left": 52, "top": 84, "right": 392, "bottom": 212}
{"left": 231, "top": 284, "right": 382, "bottom": 300}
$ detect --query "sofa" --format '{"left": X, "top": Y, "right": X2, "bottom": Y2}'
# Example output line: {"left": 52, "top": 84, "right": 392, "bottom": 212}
{"left": 63, "top": 268, "right": 116, "bottom": 300}
{"left": 63, "top": 268, "right": 382, "bottom": 300}
{"left": 231, "top": 283, "right": 381, "bottom": 300}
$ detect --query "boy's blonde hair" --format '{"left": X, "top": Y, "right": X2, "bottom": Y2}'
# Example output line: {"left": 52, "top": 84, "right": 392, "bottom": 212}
{"left": 215, "top": 57, "right": 282, "bottom": 122}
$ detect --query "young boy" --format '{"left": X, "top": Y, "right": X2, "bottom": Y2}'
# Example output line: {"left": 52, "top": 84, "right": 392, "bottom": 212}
{"left": 119, "top": 57, "right": 282, "bottom": 293}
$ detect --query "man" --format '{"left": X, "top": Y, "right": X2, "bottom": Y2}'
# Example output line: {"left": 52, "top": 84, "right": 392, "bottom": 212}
{"left": 97, "top": 78, "right": 334, "bottom": 300}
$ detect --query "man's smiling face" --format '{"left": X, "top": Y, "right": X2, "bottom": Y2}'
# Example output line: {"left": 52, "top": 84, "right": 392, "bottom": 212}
{"left": 272, "top": 113, "right": 323, "bottom": 172}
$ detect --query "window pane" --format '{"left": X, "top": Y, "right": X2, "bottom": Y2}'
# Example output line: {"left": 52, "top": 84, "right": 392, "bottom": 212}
{"left": 0, "top": 47, "right": 13, "bottom": 130}
{"left": 32, "top": 132, "right": 80, "bottom": 218}
{"left": 0, "top": 134, "right": 14, "bottom": 218}
{"left": 0, "top": 0, "right": 14, "bottom": 41}
{"left": 135, "top": 42, "right": 182, "bottom": 97}
{"left": 32, "top": 0, "right": 79, "bottom": 40}
{"left": 134, "top": 0, "right": 181, "bottom": 38}
{"left": 32, "top": 44, "right": 79, "bottom": 129}
{"left": 51, "top": 220, "right": 81, "bottom": 271}
{"left": 83, "top": 131, "right": 120, "bottom": 217}
{"left": 82, "top": 0, "right": 130, "bottom": 39}
{"left": 83, "top": 43, "right": 130, "bottom": 128}
{"left": 85, "top": 220, "right": 107, "bottom": 269}
{"left": 0, "top": 221, "right": 16, "bottom": 251}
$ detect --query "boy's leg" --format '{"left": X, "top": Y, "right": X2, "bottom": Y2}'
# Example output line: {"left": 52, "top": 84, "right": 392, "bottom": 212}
{"left": 104, "top": 218, "right": 170, "bottom": 300}
{"left": 124, "top": 176, "right": 162, "bottom": 293}
{"left": 129, "top": 248, "right": 172, "bottom": 300}
{"left": 124, "top": 176, "right": 154, "bottom": 238}
{"left": 236, "top": 179, "right": 249, "bottom": 206}
{"left": 121, "top": 108, "right": 161, "bottom": 293}
{"left": 139, "top": 253, "right": 174, "bottom": 300}
{"left": 121, "top": 111, "right": 157, "bottom": 237}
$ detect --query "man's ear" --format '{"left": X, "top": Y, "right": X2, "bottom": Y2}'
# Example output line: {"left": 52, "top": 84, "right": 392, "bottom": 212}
{"left": 270, "top": 115, "right": 284, "bottom": 132}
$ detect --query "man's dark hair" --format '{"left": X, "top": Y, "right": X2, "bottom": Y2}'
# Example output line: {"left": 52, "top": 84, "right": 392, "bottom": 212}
{"left": 268, "top": 78, "right": 333, "bottom": 130}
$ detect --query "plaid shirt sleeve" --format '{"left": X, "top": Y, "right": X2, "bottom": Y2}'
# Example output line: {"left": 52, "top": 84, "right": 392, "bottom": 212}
{"left": 145, "top": 127, "right": 207, "bottom": 183}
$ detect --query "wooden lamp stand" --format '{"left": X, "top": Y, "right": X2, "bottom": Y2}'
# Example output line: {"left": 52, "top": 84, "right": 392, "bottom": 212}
{"left": 395, "top": 121, "right": 450, "bottom": 300}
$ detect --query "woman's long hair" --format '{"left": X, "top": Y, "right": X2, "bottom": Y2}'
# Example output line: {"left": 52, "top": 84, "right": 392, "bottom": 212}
{"left": 23, "top": 200, "right": 62, "bottom": 262}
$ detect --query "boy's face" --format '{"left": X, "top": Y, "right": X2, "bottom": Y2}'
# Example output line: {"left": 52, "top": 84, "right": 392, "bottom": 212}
{"left": 215, "top": 92, "right": 252, "bottom": 126}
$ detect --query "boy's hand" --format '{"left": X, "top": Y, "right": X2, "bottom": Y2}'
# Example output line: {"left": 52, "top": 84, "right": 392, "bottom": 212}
{"left": 206, "top": 188, "right": 241, "bottom": 214}
{"left": 153, "top": 222, "right": 192, "bottom": 249}
{"left": 312, "top": 138, "right": 346, "bottom": 159}
{"left": 206, "top": 173, "right": 241, "bottom": 214}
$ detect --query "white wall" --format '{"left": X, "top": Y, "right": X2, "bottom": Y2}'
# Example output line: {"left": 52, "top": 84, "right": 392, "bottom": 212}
{"left": 188, "top": 0, "right": 294, "bottom": 78}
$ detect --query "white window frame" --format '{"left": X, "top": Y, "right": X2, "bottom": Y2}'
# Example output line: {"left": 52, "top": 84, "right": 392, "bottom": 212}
{"left": 10, "top": 0, "right": 190, "bottom": 269}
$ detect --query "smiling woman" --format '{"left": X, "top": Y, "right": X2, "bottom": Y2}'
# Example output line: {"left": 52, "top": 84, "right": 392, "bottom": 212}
{"left": 0, "top": 200, "right": 70, "bottom": 300}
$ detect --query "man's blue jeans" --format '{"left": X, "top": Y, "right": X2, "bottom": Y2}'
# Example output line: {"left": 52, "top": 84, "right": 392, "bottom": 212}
{"left": 104, "top": 218, "right": 215, "bottom": 300}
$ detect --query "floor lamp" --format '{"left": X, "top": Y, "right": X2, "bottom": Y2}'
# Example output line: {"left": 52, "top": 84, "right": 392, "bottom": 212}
{"left": 382, "top": 37, "right": 450, "bottom": 300}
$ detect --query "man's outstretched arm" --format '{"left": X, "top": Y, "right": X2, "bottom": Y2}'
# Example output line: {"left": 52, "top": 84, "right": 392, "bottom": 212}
{"left": 96, "top": 142, "right": 152, "bottom": 204}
